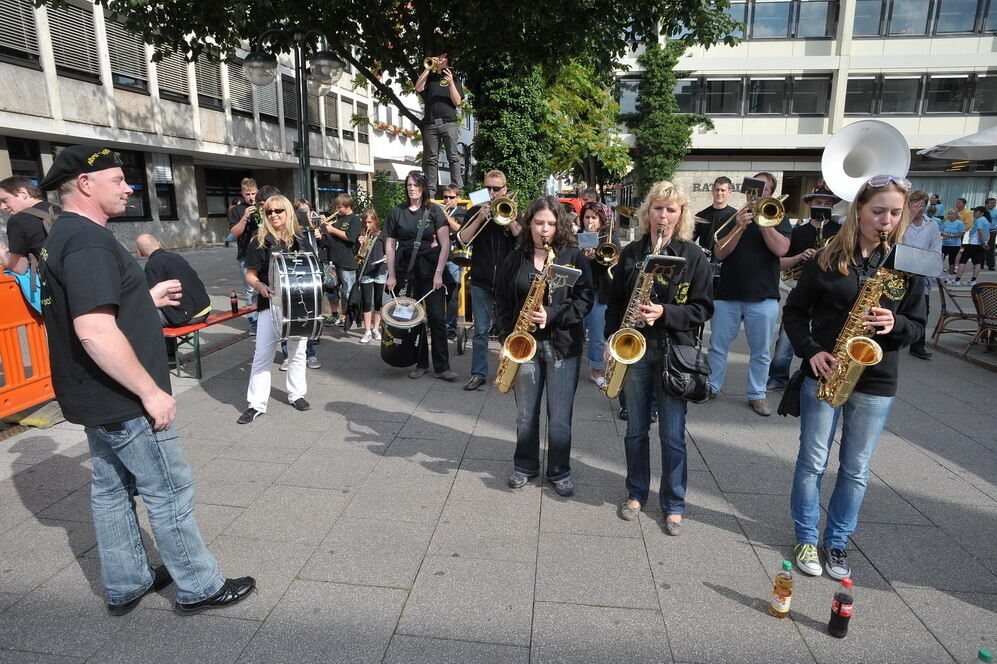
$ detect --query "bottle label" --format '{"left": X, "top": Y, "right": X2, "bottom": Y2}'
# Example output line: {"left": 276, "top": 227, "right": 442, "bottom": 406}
{"left": 832, "top": 599, "right": 854, "bottom": 617}
{"left": 771, "top": 593, "right": 791, "bottom": 613}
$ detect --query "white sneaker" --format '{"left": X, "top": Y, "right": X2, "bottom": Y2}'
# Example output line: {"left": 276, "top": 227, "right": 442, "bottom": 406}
{"left": 360, "top": 331, "right": 372, "bottom": 344}
{"left": 372, "top": 328, "right": 382, "bottom": 341}
{"left": 279, "top": 358, "right": 289, "bottom": 371}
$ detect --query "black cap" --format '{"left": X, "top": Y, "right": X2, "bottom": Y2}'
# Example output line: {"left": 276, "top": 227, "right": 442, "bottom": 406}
{"left": 801, "top": 182, "right": 841, "bottom": 205}
{"left": 39, "top": 145, "right": 124, "bottom": 191}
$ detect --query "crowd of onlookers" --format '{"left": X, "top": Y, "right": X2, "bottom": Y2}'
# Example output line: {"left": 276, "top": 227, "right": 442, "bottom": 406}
{"left": 921, "top": 193, "right": 995, "bottom": 286}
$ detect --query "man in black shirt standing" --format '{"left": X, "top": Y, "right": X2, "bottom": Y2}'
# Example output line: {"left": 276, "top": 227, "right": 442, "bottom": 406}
{"left": 322, "top": 193, "right": 362, "bottom": 329}
{"left": 693, "top": 176, "right": 737, "bottom": 252}
{"left": 0, "top": 176, "right": 55, "bottom": 275}
{"left": 414, "top": 53, "right": 464, "bottom": 197}
{"left": 227, "top": 177, "right": 259, "bottom": 333}
{"left": 136, "top": 233, "right": 212, "bottom": 327}
{"left": 767, "top": 183, "right": 840, "bottom": 389}
{"left": 38, "top": 145, "right": 254, "bottom": 617}
{"left": 706, "top": 172, "right": 791, "bottom": 416}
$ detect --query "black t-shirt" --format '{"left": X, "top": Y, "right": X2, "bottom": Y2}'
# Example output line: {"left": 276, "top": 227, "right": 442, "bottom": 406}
{"left": 230, "top": 202, "right": 260, "bottom": 261}
{"left": 693, "top": 204, "right": 737, "bottom": 251}
{"left": 326, "top": 212, "right": 362, "bottom": 270}
{"left": 243, "top": 234, "right": 303, "bottom": 311}
{"left": 715, "top": 217, "right": 793, "bottom": 301}
{"left": 787, "top": 219, "right": 840, "bottom": 257}
{"left": 40, "top": 212, "right": 170, "bottom": 427}
{"left": 385, "top": 204, "right": 448, "bottom": 279}
{"left": 6, "top": 201, "right": 53, "bottom": 262}
{"left": 143, "top": 248, "right": 212, "bottom": 326}
{"left": 420, "top": 71, "right": 463, "bottom": 123}
{"left": 465, "top": 205, "right": 516, "bottom": 292}
{"left": 361, "top": 237, "right": 388, "bottom": 278}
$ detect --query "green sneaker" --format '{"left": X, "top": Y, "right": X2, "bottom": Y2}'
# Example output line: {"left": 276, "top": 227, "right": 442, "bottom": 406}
{"left": 794, "top": 543, "right": 822, "bottom": 576}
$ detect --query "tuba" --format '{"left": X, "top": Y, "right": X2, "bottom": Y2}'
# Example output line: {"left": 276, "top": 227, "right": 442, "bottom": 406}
{"left": 494, "top": 240, "right": 555, "bottom": 394}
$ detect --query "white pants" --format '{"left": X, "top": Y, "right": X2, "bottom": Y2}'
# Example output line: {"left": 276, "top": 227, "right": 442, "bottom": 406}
{"left": 247, "top": 308, "right": 307, "bottom": 412}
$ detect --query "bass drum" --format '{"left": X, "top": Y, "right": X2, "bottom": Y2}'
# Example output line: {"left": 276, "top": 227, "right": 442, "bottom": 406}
{"left": 379, "top": 296, "right": 427, "bottom": 368}
{"left": 269, "top": 251, "right": 323, "bottom": 341}
{"left": 450, "top": 243, "right": 472, "bottom": 268}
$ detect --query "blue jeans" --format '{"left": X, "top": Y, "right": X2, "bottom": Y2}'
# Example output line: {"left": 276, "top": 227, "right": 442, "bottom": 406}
{"left": 337, "top": 268, "right": 357, "bottom": 312}
{"left": 707, "top": 298, "right": 779, "bottom": 400}
{"left": 512, "top": 341, "right": 580, "bottom": 481}
{"left": 584, "top": 301, "right": 608, "bottom": 370}
{"left": 767, "top": 325, "right": 795, "bottom": 389}
{"left": 237, "top": 259, "right": 258, "bottom": 326}
{"left": 470, "top": 285, "right": 496, "bottom": 379}
{"left": 622, "top": 344, "right": 689, "bottom": 514}
{"left": 791, "top": 378, "right": 894, "bottom": 549}
{"left": 85, "top": 417, "right": 225, "bottom": 604}
{"left": 445, "top": 262, "right": 461, "bottom": 333}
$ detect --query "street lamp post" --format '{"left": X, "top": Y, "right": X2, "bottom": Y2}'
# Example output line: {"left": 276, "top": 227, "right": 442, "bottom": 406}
{"left": 244, "top": 28, "right": 344, "bottom": 202}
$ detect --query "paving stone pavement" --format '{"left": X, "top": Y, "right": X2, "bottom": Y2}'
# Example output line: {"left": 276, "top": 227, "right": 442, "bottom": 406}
{"left": 0, "top": 247, "right": 994, "bottom": 663}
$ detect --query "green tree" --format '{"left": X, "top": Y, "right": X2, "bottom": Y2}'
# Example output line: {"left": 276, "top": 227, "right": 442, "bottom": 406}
{"left": 369, "top": 170, "right": 405, "bottom": 222}
{"left": 544, "top": 61, "right": 632, "bottom": 189}
{"left": 624, "top": 40, "right": 713, "bottom": 194}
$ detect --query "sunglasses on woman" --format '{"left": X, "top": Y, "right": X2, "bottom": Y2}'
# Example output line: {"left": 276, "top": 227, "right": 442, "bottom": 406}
{"left": 265, "top": 208, "right": 285, "bottom": 215}
{"left": 866, "top": 175, "right": 911, "bottom": 190}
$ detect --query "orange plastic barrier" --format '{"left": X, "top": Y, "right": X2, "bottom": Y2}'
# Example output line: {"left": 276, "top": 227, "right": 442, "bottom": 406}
{"left": 0, "top": 275, "right": 53, "bottom": 419}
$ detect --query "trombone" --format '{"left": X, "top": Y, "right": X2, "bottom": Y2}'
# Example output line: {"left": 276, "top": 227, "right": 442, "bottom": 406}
{"left": 712, "top": 195, "right": 787, "bottom": 253}
{"left": 458, "top": 190, "right": 518, "bottom": 248}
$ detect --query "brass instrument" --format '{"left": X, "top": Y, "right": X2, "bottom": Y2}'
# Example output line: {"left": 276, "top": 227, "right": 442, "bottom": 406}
{"left": 616, "top": 206, "right": 636, "bottom": 219}
{"left": 594, "top": 207, "right": 620, "bottom": 270}
{"left": 712, "top": 195, "right": 788, "bottom": 253}
{"left": 494, "top": 240, "right": 556, "bottom": 394}
{"left": 423, "top": 57, "right": 440, "bottom": 72}
{"left": 354, "top": 226, "right": 377, "bottom": 268}
{"left": 817, "top": 232, "right": 890, "bottom": 408}
{"left": 458, "top": 190, "right": 519, "bottom": 249}
{"left": 781, "top": 221, "right": 831, "bottom": 282}
{"left": 602, "top": 228, "right": 666, "bottom": 399}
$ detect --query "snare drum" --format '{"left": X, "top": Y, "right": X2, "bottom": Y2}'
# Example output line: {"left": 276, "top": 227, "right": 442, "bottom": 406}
{"left": 379, "top": 295, "right": 427, "bottom": 367}
{"left": 450, "top": 243, "right": 472, "bottom": 268}
{"left": 269, "top": 251, "right": 323, "bottom": 341}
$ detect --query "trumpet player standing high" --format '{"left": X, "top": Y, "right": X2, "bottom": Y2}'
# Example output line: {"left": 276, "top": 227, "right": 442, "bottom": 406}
{"left": 414, "top": 53, "right": 463, "bottom": 197}
{"left": 706, "top": 172, "right": 792, "bottom": 416}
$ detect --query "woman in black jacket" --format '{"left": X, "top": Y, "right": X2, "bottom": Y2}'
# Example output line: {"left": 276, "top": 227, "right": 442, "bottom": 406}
{"left": 358, "top": 209, "right": 387, "bottom": 344}
{"left": 783, "top": 175, "right": 925, "bottom": 581}
{"left": 580, "top": 201, "right": 619, "bottom": 388}
{"left": 605, "top": 181, "right": 714, "bottom": 534}
{"left": 496, "top": 196, "right": 593, "bottom": 497}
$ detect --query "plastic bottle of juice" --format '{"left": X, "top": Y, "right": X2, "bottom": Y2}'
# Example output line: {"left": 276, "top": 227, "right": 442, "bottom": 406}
{"left": 769, "top": 560, "right": 794, "bottom": 618}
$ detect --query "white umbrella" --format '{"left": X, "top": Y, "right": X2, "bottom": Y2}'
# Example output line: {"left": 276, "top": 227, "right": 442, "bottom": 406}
{"left": 917, "top": 126, "right": 997, "bottom": 160}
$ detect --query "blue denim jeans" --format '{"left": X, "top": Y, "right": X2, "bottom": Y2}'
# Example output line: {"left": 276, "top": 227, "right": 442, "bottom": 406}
{"left": 791, "top": 378, "right": 894, "bottom": 549}
{"left": 767, "top": 325, "right": 795, "bottom": 389}
{"left": 622, "top": 344, "right": 689, "bottom": 514}
{"left": 237, "top": 259, "right": 258, "bottom": 325}
{"left": 445, "top": 262, "right": 461, "bottom": 333}
{"left": 85, "top": 417, "right": 224, "bottom": 604}
{"left": 512, "top": 341, "right": 580, "bottom": 481}
{"left": 584, "top": 301, "right": 608, "bottom": 371}
{"left": 707, "top": 298, "right": 779, "bottom": 400}
{"left": 470, "top": 284, "right": 496, "bottom": 379}
{"left": 337, "top": 268, "right": 357, "bottom": 312}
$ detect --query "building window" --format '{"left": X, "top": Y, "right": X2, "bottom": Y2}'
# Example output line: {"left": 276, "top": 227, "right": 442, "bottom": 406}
{"left": 844, "top": 77, "right": 877, "bottom": 114}
{"left": 988, "top": 0, "right": 997, "bottom": 30}
{"left": 726, "top": 1, "right": 747, "bottom": 38}
{"left": 751, "top": 1, "right": 792, "bottom": 38}
{"left": 934, "top": 0, "right": 979, "bottom": 32}
{"left": 357, "top": 102, "right": 370, "bottom": 143}
{"left": 6, "top": 137, "right": 42, "bottom": 180}
{"left": 156, "top": 50, "right": 189, "bottom": 102}
{"left": 796, "top": 1, "right": 838, "bottom": 37}
{"left": 618, "top": 79, "right": 640, "bottom": 115}
{"left": 0, "top": 0, "right": 40, "bottom": 65}
{"left": 151, "top": 153, "right": 177, "bottom": 220}
{"left": 857, "top": 0, "right": 992, "bottom": 36}
{"left": 853, "top": 0, "right": 885, "bottom": 35}
{"left": 880, "top": 76, "right": 922, "bottom": 114}
{"left": 748, "top": 78, "right": 785, "bottom": 114}
{"left": 204, "top": 168, "right": 245, "bottom": 217}
{"left": 228, "top": 60, "right": 253, "bottom": 116}
{"left": 105, "top": 18, "right": 148, "bottom": 92}
{"left": 674, "top": 78, "right": 700, "bottom": 113}
{"left": 281, "top": 75, "right": 298, "bottom": 127}
{"left": 115, "top": 150, "right": 150, "bottom": 221}
{"left": 974, "top": 75, "right": 997, "bottom": 112}
{"left": 47, "top": 1, "right": 100, "bottom": 82}
{"left": 924, "top": 75, "right": 969, "bottom": 113}
{"left": 705, "top": 79, "right": 743, "bottom": 114}
{"left": 306, "top": 93, "right": 322, "bottom": 130}
{"left": 257, "top": 80, "right": 279, "bottom": 122}
{"left": 888, "top": 0, "right": 931, "bottom": 34}
{"left": 791, "top": 76, "right": 831, "bottom": 115}
{"left": 323, "top": 93, "right": 339, "bottom": 135}
{"left": 195, "top": 60, "right": 223, "bottom": 110}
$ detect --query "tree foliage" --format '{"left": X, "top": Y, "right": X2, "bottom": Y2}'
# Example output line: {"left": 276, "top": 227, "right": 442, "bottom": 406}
{"left": 544, "top": 61, "right": 632, "bottom": 188}
{"left": 623, "top": 40, "right": 713, "bottom": 195}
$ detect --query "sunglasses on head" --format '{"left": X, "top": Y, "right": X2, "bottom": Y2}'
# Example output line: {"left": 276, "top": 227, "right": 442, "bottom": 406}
{"left": 266, "top": 208, "right": 285, "bottom": 215}
{"left": 866, "top": 175, "right": 911, "bottom": 190}
{"left": 485, "top": 186, "right": 504, "bottom": 192}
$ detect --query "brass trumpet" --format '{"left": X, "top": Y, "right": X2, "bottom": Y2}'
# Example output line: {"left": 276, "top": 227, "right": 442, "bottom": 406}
{"left": 712, "top": 195, "right": 787, "bottom": 253}
{"left": 423, "top": 57, "right": 441, "bottom": 72}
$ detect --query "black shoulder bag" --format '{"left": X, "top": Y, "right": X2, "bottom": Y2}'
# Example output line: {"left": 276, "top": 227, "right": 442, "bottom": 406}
{"left": 656, "top": 258, "right": 711, "bottom": 403}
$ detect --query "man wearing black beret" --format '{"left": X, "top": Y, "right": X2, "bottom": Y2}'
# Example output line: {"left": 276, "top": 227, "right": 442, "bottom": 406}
{"left": 39, "top": 145, "right": 255, "bottom": 616}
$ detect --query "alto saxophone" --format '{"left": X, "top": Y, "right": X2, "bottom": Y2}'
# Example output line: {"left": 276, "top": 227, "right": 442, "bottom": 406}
{"left": 817, "top": 233, "right": 890, "bottom": 407}
{"left": 354, "top": 227, "right": 377, "bottom": 268}
{"left": 602, "top": 228, "right": 665, "bottom": 399}
{"left": 494, "top": 241, "right": 556, "bottom": 394}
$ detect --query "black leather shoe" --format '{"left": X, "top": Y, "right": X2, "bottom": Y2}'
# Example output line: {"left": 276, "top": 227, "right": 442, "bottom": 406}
{"left": 409, "top": 366, "right": 428, "bottom": 379}
{"left": 618, "top": 407, "right": 628, "bottom": 421}
{"left": 463, "top": 375, "right": 486, "bottom": 391}
{"left": 107, "top": 565, "right": 173, "bottom": 616}
{"left": 909, "top": 348, "right": 932, "bottom": 360}
{"left": 174, "top": 576, "right": 256, "bottom": 616}
{"left": 290, "top": 398, "right": 311, "bottom": 411}
{"left": 237, "top": 408, "right": 263, "bottom": 424}
{"left": 435, "top": 370, "right": 458, "bottom": 381}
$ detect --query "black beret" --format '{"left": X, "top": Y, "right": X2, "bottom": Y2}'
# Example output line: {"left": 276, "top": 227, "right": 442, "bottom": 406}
{"left": 39, "top": 145, "right": 124, "bottom": 191}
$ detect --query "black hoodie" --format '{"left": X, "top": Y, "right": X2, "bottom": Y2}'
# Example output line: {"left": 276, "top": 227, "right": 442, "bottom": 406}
{"left": 495, "top": 246, "right": 594, "bottom": 360}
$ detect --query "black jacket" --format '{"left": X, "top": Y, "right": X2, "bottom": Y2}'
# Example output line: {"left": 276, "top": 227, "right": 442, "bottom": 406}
{"left": 495, "top": 246, "right": 594, "bottom": 360}
{"left": 585, "top": 239, "right": 620, "bottom": 305}
{"left": 783, "top": 255, "right": 926, "bottom": 397}
{"left": 143, "top": 249, "right": 211, "bottom": 326}
{"left": 605, "top": 235, "right": 714, "bottom": 346}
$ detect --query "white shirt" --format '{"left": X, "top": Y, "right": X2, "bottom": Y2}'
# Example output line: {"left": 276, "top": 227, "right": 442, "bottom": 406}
{"left": 904, "top": 214, "right": 942, "bottom": 254}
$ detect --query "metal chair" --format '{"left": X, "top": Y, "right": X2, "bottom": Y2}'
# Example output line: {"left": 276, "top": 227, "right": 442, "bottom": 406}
{"left": 963, "top": 282, "right": 997, "bottom": 356}
{"left": 931, "top": 278, "right": 978, "bottom": 344}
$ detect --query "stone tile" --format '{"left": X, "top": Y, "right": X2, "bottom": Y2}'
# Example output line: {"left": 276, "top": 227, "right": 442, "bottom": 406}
{"left": 35, "top": 486, "right": 91, "bottom": 523}
{"left": 896, "top": 587, "right": 997, "bottom": 660}
{"left": 383, "top": 635, "right": 529, "bottom": 664}
{"left": 213, "top": 436, "right": 313, "bottom": 465}
{"left": 531, "top": 602, "right": 672, "bottom": 664}
{"left": 448, "top": 458, "right": 542, "bottom": 508}
{"left": 193, "top": 459, "right": 289, "bottom": 508}
{"left": 725, "top": 492, "right": 797, "bottom": 547}
{"left": 789, "top": 576, "right": 924, "bottom": 632}
{"left": 0, "top": 652, "right": 82, "bottom": 663}
{"left": 274, "top": 445, "right": 381, "bottom": 492}
{"left": 89, "top": 612, "right": 258, "bottom": 664}
{"left": 376, "top": 435, "right": 467, "bottom": 478}
{"left": 315, "top": 418, "right": 405, "bottom": 451}
{"left": 908, "top": 497, "right": 997, "bottom": 559}
{"left": 0, "top": 591, "right": 22, "bottom": 611}
{"left": 704, "top": 453, "right": 793, "bottom": 495}
{"left": 394, "top": 416, "right": 473, "bottom": 443}
{"left": 463, "top": 434, "right": 517, "bottom": 461}
{"left": 539, "top": 482, "right": 643, "bottom": 539}
{"left": 237, "top": 580, "right": 406, "bottom": 664}
{"left": 301, "top": 517, "right": 434, "bottom": 588}
{"left": 642, "top": 514, "right": 765, "bottom": 581}
{"left": 0, "top": 519, "right": 96, "bottom": 594}
{"left": 222, "top": 484, "right": 349, "bottom": 544}
{"left": 397, "top": 556, "right": 535, "bottom": 647}
{"left": 428, "top": 500, "right": 538, "bottom": 564}
{"left": 800, "top": 624, "right": 953, "bottom": 664}
{"left": 340, "top": 473, "right": 454, "bottom": 523}
{"left": 852, "top": 477, "right": 935, "bottom": 527}
{"left": 536, "top": 533, "right": 658, "bottom": 610}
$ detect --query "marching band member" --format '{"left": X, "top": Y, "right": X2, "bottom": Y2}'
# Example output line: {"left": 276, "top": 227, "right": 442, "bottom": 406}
{"left": 607, "top": 181, "right": 713, "bottom": 533}
{"left": 238, "top": 194, "right": 312, "bottom": 424}
{"left": 358, "top": 209, "right": 387, "bottom": 344}
{"left": 385, "top": 171, "right": 457, "bottom": 380}
{"left": 498, "top": 196, "right": 593, "bottom": 497}
{"left": 580, "top": 201, "right": 618, "bottom": 388}
{"left": 783, "top": 175, "right": 925, "bottom": 580}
